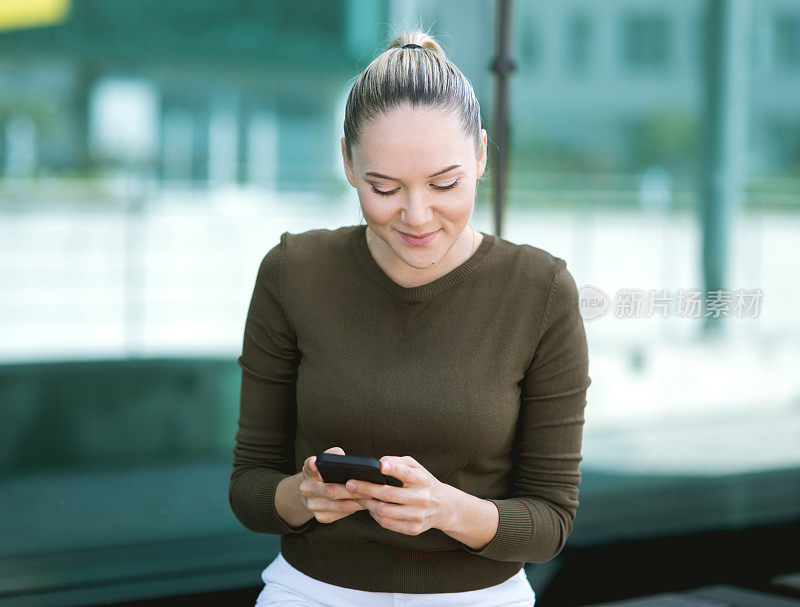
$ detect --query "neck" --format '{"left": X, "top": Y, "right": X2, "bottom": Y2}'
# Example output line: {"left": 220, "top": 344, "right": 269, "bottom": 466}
{"left": 366, "top": 225, "right": 478, "bottom": 288}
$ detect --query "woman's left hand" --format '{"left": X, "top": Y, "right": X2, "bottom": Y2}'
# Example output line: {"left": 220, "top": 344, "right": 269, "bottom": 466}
{"left": 345, "top": 456, "right": 450, "bottom": 536}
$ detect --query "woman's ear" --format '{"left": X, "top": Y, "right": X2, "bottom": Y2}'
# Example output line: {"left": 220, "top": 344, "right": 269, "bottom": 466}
{"left": 341, "top": 138, "right": 356, "bottom": 187}
{"left": 476, "top": 129, "right": 488, "bottom": 180}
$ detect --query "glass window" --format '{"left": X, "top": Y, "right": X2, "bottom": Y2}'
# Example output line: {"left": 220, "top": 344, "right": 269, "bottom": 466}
{"left": 774, "top": 13, "right": 800, "bottom": 70}
{"left": 621, "top": 12, "right": 672, "bottom": 71}
{"left": 520, "top": 15, "right": 541, "bottom": 71}
{"left": 566, "top": 12, "right": 592, "bottom": 74}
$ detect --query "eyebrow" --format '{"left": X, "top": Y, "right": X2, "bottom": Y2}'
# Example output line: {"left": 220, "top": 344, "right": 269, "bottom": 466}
{"left": 365, "top": 164, "right": 462, "bottom": 181}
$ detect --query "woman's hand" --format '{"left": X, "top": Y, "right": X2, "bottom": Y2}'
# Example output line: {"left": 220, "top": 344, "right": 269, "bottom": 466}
{"left": 344, "top": 455, "right": 451, "bottom": 536}
{"left": 299, "top": 447, "right": 368, "bottom": 524}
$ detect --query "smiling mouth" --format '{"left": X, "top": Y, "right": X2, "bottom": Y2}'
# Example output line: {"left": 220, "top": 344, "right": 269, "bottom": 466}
{"left": 400, "top": 230, "right": 438, "bottom": 238}
{"left": 397, "top": 229, "right": 440, "bottom": 247}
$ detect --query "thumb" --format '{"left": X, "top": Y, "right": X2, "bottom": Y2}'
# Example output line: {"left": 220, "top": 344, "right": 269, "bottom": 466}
{"left": 309, "top": 446, "right": 345, "bottom": 479}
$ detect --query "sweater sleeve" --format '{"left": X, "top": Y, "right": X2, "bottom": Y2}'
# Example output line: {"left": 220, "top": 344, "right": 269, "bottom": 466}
{"left": 462, "top": 261, "right": 591, "bottom": 563}
{"left": 229, "top": 233, "right": 319, "bottom": 536}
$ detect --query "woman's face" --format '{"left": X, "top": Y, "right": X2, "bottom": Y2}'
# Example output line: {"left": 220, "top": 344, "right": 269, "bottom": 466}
{"left": 341, "top": 104, "right": 487, "bottom": 276}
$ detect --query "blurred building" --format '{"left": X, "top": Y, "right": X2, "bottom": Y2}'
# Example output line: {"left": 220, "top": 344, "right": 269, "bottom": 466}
{"left": 0, "top": 0, "right": 389, "bottom": 188}
{"left": 0, "top": 0, "right": 799, "bottom": 189}
{"left": 514, "top": 0, "right": 800, "bottom": 181}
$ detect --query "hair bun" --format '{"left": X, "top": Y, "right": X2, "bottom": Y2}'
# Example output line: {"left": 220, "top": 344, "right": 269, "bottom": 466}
{"left": 388, "top": 29, "right": 446, "bottom": 58}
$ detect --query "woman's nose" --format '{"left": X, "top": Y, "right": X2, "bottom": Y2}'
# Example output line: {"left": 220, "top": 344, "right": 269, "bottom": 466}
{"left": 400, "top": 191, "right": 434, "bottom": 225}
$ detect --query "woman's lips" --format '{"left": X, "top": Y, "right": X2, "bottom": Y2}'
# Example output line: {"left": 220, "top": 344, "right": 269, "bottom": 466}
{"left": 398, "top": 229, "right": 440, "bottom": 246}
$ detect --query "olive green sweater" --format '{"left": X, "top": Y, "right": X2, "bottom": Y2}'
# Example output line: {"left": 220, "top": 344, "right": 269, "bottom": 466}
{"left": 229, "top": 223, "right": 591, "bottom": 593}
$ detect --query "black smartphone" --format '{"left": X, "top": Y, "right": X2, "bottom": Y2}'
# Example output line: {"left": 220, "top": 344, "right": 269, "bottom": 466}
{"left": 314, "top": 452, "right": 403, "bottom": 488}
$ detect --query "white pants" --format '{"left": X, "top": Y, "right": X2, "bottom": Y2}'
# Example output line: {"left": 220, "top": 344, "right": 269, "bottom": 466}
{"left": 254, "top": 551, "right": 536, "bottom": 606}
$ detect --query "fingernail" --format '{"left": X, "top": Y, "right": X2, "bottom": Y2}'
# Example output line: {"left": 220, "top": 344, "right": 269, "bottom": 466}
{"left": 384, "top": 463, "right": 390, "bottom": 471}
{"left": 346, "top": 481, "right": 356, "bottom": 491}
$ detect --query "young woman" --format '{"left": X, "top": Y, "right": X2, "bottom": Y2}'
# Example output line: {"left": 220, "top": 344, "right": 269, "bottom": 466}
{"left": 230, "top": 29, "right": 591, "bottom": 607}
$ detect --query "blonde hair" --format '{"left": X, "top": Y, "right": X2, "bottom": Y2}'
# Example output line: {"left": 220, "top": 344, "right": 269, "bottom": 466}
{"left": 342, "top": 28, "right": 484, "bottom": 163}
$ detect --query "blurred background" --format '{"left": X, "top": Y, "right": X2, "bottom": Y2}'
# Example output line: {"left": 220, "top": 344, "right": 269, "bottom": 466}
{"left": 1, "top": 0, "right": 799, "bottom": 606}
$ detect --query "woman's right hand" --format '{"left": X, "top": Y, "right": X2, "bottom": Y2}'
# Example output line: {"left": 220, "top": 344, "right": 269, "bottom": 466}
{"left": 299, "top": 446, "right": 368, "bottom": 524}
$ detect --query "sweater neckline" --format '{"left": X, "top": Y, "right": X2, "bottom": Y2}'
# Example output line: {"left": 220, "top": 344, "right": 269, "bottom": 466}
{"left": 351, "top": 223, "right": 495, "bottom": 304}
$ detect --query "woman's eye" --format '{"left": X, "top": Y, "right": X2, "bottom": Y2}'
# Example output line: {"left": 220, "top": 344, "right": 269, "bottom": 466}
{"left": 371, "top": 186, "right": 398, "bottom": 196}
{"left": 432, "top": 179, "right": 460, "bottom": 191}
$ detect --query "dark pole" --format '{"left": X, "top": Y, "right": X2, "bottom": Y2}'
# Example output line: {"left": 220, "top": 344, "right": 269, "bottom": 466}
{"left": 490, "top": 0, "right": 516, "bottom": 239}
{"left": 700, "top": 0, "right": 750, "bottom": 335}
